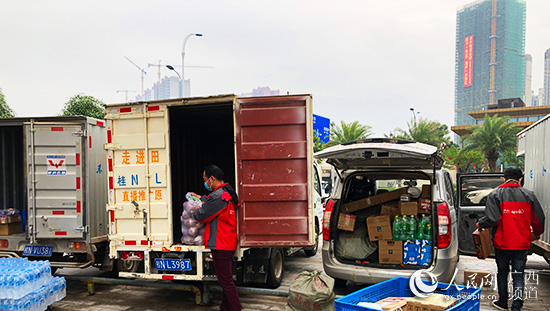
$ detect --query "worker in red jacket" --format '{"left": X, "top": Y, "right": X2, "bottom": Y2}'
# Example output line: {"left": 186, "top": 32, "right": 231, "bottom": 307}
{"left": 477, "top": 167, "right": 545, "bottom": 311}
{"left": 191, "top": 164, "right": 241, "bottom": 311}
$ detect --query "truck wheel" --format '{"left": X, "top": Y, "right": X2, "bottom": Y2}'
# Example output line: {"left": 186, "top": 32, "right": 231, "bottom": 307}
{"left": 118, "top": 259, "right": 141, "bottom": 273}
{"left": 266, "top": 248, "right": 284, "bottom": 289}
{"left": 304, "top": 220, "right": 320, "bottom": 257}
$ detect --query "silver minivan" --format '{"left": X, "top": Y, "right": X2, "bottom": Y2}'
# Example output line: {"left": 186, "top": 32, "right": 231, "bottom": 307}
{"left": 315, "top": 138, "right": 459, "bottom": 285}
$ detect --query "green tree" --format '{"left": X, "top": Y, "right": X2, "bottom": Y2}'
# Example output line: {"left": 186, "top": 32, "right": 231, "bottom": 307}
{"left": 388, "top": 117, "right": 450, "bottom": 147}
{"left": 326, "top": 120, "right": 372, "bottom": 147}
{"left": 60, "top": 94, "right": 105, "bottom": 119}
{"left": 464, "top": 114, "right": 520, "bottom": 172}
{"left": 501, "top": 148, "right": 524, "bottom": 171}
{"left": 0, "top": 88, "right": 15, "bottom": 118}
{"left": 442, "top": 144, "right": 484, "bottom": 173}
{"left": 313, "top": 131, "right": 326, "bottom": 153}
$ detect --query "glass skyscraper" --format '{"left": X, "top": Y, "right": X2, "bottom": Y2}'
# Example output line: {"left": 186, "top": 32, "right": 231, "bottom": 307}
{"left": 455, "top": 0, "right": 526, "bottom": 127}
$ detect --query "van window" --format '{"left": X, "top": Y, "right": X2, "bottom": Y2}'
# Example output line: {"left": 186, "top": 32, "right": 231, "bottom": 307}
{"left": 313, "top": 166, "right": 322, "bottom": 196}
{"left": 444, "top": 172, "right": 455, "bottom": 206}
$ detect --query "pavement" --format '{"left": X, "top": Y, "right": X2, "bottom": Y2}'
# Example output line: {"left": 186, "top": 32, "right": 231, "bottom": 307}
{"left": 51, "top": 244, "right": 550, "bottom": 311}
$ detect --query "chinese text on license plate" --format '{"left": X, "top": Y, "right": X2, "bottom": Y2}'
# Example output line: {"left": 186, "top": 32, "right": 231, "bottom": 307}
{"left": 155, "top": 258, "right": 192, "bottom": 271}
{"left": 23, "top": 245, "right": 53, "bottom": 257}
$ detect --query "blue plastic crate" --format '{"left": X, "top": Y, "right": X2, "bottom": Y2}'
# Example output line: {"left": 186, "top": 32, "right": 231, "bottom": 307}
{"left": 335, "top": 276, "right": 481, "bottom": 311}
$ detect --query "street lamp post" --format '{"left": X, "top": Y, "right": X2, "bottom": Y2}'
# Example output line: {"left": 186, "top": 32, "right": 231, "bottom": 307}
{"left": 409, "top": 107, "right": 416, "bottom": 126}
{"left": 181, "top": 33, "right": 203, "bottom": 97}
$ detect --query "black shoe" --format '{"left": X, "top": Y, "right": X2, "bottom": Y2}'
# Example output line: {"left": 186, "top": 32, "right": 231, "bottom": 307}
{"left": 491, "top": 300, "right": 508, "bottom": 310}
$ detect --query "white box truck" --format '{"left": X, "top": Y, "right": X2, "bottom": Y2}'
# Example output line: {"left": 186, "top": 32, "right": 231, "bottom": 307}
{"left": 104, "top": 94, "right": 319, "bottom": 287}
{"left": 517, "top": 114, "right": 550, "bottom": 263}
{"left": 0, "top": 116, "right": 109, "bottom": 270}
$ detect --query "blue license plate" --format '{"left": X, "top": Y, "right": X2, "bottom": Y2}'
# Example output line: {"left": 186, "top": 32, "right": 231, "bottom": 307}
{"left": 22, "top": 245, "right": 53, "bottom": 257}
{"left": 155, "top": 258, "right": 192, "bottom": 271}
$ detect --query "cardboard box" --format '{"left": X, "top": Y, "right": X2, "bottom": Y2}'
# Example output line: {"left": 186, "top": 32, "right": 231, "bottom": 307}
{"left": 380, "top": 200, "right": 399, "bottom": 217}
{"left": 0, "top": 215, "right": 21, "bottom": 224}
{"left": 421, "top": 185, "right": 431, "bottom": 198}
{"left": 399, "top": 201, "right": 418, "bottom": 215}
{"left": 341, "top": 188, "right": 407, "bottom": 213}
{"left": 337, "top": 213, "right": 356, "bottom": 231}
{"left": 375, "top": 297, "right": 408, "bottom": 311}
{"left": 473, "top": 228, "right": 492, "bottom": 259}
{"left": 400, "top": 194, "right": 411, "bottom": 201}
{"left": 464, "top": 270, "right": 493, "bottom": 288}
{"left": 366, "top": 215, "right": 393, "bottom": 241}
{"left": 420, "top": 240, "right": 433, "bottom": 266}
{"left": 379, "top": 240, "right": 403, "bottom": 264}
{"left": 419, "top": 198, "right": 431, "bottom": 213}
{"left": 406, "top": 294, "right": 457, "bottom": 311}
{"left": 0, "top": 221, "right": 23, "bottom": 235}
{"left": 403, "top": 240, "right": 421, "bottom": 265}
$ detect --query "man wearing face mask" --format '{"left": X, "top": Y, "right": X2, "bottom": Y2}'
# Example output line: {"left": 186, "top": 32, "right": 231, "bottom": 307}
{"left": 189, "top": 164, "right": 241, "bottom": 311}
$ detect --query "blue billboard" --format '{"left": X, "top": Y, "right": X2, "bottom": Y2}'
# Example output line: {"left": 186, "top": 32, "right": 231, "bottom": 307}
{"left": 313, "top": 114, "right": 330, "bottom": 144}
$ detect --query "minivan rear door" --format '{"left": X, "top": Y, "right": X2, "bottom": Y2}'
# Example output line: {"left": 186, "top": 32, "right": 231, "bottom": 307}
{"left": 313, "top": 138, "right": 443, "bottom": 170}
{"left": 235, "top": 95, "right": 315, "bottom": 247}
{"left": 456, "top": 173, "right": 503, "bottom": 255}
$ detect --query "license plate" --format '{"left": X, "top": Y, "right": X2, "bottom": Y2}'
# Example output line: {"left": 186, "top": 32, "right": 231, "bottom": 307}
{"left": 22, "top": 245, "right": 53, "bottom": 257}
{"left": 155, "top": 258, "right": 192, "bottom": 271}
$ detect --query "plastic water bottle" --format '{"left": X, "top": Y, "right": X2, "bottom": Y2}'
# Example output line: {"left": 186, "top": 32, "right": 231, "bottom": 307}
{"left": 416, "top": 214, "right": 425, "bottom": 239}
{"left": 392, "top": 215, "right": 402, "bottom": 241}
{"left": 409, "top": 216, "right": 417, "bottom": 241}
{"left": 424, "top": 223, "right": 432, "bottom": 241}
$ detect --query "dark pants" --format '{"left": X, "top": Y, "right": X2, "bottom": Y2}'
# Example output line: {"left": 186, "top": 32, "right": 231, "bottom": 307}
{"left": 494, "top": 248, "right": 528, "bottom": 310}
{"left": 211, "top": 250, "right": 241, "bottom": 311}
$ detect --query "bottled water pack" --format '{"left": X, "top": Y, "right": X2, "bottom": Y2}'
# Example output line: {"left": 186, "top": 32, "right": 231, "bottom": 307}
{"left": 0, "top": 257, "right": 66, "bottom": 310}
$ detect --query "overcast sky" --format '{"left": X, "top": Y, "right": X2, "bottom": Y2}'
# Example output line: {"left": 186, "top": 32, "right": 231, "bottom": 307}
{"left": 1, "top": 0, "right": 549, "bottom": 136}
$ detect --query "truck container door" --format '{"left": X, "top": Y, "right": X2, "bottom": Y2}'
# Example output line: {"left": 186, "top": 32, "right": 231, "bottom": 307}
{"left": 105, "top": 104, "right": 170, "bottom": 247}
{"left": 235, "top": 95, "right": 314, "bottom": 247}
{"left": 456, "top": 173, "right": 503, "bottom": 256}
{"left": 26, "top": 122, "right": 85, "bottom": 239}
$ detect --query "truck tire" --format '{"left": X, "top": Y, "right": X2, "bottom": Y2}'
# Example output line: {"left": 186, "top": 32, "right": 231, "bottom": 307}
{"left": 266, "top": 248, "right": 284, "bottom": 289}
{"left": 118, "top": 259, "right": 141, "bottom": 273}
{"left": 304, "top": 219, "right": 320, "bottom": 257}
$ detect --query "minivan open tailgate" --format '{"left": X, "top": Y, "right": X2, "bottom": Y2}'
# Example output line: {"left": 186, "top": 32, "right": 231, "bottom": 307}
{"left": 314, "top": 138, "right": 443, "bottom": 170}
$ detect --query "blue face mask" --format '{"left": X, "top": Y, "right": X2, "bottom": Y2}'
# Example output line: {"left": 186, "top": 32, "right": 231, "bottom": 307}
{"left": 204, "top": 181, "right": 212, "bottom": 191}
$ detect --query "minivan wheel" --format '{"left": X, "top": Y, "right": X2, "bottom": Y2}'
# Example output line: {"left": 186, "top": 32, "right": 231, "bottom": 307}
{"left": 333, "top": 278, "right": 347, "bottom": 288}
{"left": 266, "top": 248, "right": 284, "bottom": 289}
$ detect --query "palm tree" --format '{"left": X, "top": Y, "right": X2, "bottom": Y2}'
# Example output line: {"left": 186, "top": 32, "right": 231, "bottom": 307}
{"left": 464, "top": 114, "right": 520, "bottom": 172}
{"left": 389, "top": 117, "right": 450, "bottom": 147}
{"left": 326, "top": 121, "right": 372, "bottom": 147}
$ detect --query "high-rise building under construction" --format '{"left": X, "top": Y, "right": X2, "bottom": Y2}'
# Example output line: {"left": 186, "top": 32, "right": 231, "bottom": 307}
{"left": 454, "top": 0, "right": 526, "bottom": 127}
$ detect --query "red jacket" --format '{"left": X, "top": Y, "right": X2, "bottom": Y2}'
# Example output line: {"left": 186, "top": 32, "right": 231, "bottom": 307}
{"left": 479, "top": 182, "right": 545, "bottom": 250}
{"left": 193, "top": 183, "right": 239, "bottom": 251}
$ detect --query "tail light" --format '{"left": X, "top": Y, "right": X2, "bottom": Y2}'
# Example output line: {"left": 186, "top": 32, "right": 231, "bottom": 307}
{"left": 120, "top": 251, "right": 144, "bottom": 261}
{"left": 322, "top": 199, "right": 335, "bottom": 241}
{"left": 0, "top": 240, "right": 8, "bottom": 248}
{"left": 437, "top": 202, "right": 451, "bottom": 248}
{"left": 67, "top": 242, "right": 87, "bottom": 250}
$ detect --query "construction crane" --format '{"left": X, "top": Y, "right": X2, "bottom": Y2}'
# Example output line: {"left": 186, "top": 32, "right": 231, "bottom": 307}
{"left": 147, "top": 60, "right": 213, "bottom": 99}
{"left": 116, "top": 90, "right": 138, "bottom": 102}
{"left": 124, "top": 56, "right": 147, "bottom": 97}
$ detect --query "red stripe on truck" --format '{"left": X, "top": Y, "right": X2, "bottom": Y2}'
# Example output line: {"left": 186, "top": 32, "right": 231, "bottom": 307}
{"left": 89, "top": 136, "right": 92, "bottom": 148}
{"left": 76, "top": 177, "right": 81, "bottom": 190}
{"left": 107, "top": 130, "right": 112, "bottom": 144}
{"left": 52, "top": 211, "right": 64, "bottom": 215}
{"left": 147, "top": 106, "right": 159, "bottom": 111}
{"left": 108, "top": 158, "right": 113, "bottom": 172}
{"left": 76, "top": 201, "right": 81, "bottom": 213}
{"left": 120, "top": 108, "right": 132, "bottom": 113}
{"left": 55, "top": 231, "right": 67, "bottom": 236}
{"left": 125, "top": 241, "right": 136, "bottom": 246}
{"left": 51, "top": 127, "right": 63, "bottom": 131}
{"left": 76, "top": 153, "right": 80, "bottom": 166}
{"left": 109, "top": 177, "right": 113, "bottom": 190}
{"left": 96, "top": 121, "right": 104, "bottom": 126}
{"left": 162, "top": 275, "right": 175, "bottom": 280}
